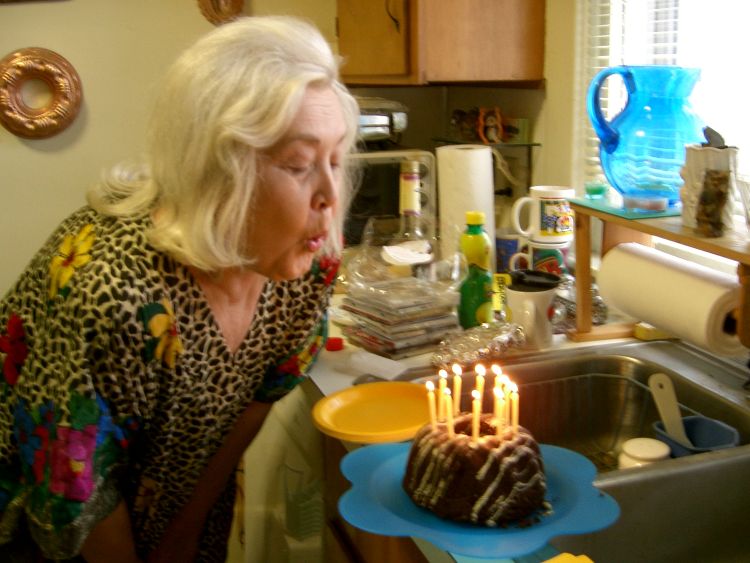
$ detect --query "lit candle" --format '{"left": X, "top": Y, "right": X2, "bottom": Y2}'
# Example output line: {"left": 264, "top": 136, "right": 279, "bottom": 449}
{"left": 438, "top": 369, "right": 448, "bottom": 421}
{"left": 452, "top": 366, "right": 462, "bottom": 415}
{"left": 491, "top": 364, "right": 504, "bottom": 389}
{"left": 443, "top": 388, "right": 455, "bottom": 438}
{"left": 426, "top": 381, "right": 437, "bottom": 430}
{"left": 503, "top": 377, "right": 512, "bottom": 427}
{"left": 510, "top": 382, "right": 520, "bottom": 433}
{"left": 474, "top": 364, "right": 486, "bottom": 402}
{"left": 493, "top": 386, "right": 504, "bottom": 436}
{"left": 451, "top": 364, "right": 463, "bottom": 411}
{"left": 471, "top": 389, "right": 481, "bottom": 441}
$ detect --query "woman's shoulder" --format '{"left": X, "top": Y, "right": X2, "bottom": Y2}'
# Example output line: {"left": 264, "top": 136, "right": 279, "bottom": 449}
{"left": 36, "top": 206, "right": 162, "bottom": 306}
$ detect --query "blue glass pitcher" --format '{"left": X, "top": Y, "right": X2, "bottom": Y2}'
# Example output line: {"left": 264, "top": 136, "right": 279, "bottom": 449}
{"left": 587, "top": 65, "right": 705, "bottom": 208}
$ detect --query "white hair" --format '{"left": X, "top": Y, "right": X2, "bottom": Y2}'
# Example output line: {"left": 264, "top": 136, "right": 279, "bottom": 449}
{"left": 88, "top": 16, "right": 360, "bottom": 271}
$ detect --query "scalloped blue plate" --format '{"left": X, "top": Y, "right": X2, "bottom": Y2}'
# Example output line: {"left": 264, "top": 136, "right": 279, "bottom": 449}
{"left": 339, "top": 442, "right": 619, "bottom": 559}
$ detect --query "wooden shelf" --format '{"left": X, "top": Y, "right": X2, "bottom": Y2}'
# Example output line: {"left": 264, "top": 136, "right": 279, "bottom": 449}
{"left": 568, "top": 200, "right": 750, "bottom": 348}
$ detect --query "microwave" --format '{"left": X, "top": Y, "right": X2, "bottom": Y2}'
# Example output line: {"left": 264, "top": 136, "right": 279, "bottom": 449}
{"left": 343, "top": 149, "right": 437, "bottom": 246}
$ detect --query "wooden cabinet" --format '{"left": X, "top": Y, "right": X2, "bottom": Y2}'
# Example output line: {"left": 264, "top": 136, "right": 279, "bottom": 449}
{"left": 568, "top": 200, "right": 750, "bottom": 348}
{"left": 336, "top": 0, "right": 545, "bottom": 85}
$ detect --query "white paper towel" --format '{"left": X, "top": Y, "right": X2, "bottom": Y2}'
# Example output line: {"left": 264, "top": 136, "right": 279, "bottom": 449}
{"left": 598, "top": 243, "right": 745, "bottom": 356}
{"left": 437, "top": 145, "right": 496, "bottom": 269}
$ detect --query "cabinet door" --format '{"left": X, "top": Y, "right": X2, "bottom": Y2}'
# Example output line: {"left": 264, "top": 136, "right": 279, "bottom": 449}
{"left": 422, "top": 0, "right": 544, "bottom": 82}
{"left": 337, "top": 0, "right": 418, "bottom": 83}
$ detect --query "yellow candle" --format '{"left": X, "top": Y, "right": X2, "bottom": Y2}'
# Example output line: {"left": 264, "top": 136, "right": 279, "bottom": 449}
{"left": 503, "top": 377, "right": 512, "bottom": 427}
{"left": 510, "top": 382, "right": 520, "bottom": 433}
{"left": 471, "top": 389, "right": 481, "bottom": 441}
{"left": 493, "top": 386, "right": 504, "bottom": 436}
{"left": 426, "top": 381, "right": 437, "bottom": 430}
{"left": 491, "top": 364, "right": 504, "bottom": 389}
{"left": 452, "top": 373, "right": 462, "bottom": 415}
{"left": 474, "top": 364, "right": 486, "bottom": 402}
{"left": 444, "top": 388, "right": 455, "bottom": 438}
{"left": 438, "top": 370, "right": 448, "bottom": 421}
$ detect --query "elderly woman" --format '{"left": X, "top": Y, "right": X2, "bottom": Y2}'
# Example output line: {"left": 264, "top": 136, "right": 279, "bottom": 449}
{"left": 0, "top": 15, "right": 359, "bottom": 563}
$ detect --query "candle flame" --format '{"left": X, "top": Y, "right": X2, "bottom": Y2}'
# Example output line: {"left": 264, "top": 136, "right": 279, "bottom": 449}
{"left": 474, "top": 364, "right": 486, "bottom": 376}
{"left": 493, "top": 387, "right": 502, "bottom": 398}
{"left": 451, "top": 363, "right": 462, "bottom": 376}
{"left": 443, "top": 388, "right": 451, "bottom": 397}
{"left": 426, "top": 381, "right": 435, "bottom": 391}
{"left": 509, "top": 382, "right": 518, "bottom": 393}
{"left": 472, "top": 389, "right": 480, "bottom": 400}
{"left": 439, "top": 369, "right": 448, "bottom": 380}
{"left": 491, "top": 364, "right": 503, "bottom": 376}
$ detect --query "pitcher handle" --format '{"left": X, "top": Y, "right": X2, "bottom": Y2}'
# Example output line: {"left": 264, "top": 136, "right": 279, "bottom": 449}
{"left": 586, "top": 66, "right": 636, "bottom": 154}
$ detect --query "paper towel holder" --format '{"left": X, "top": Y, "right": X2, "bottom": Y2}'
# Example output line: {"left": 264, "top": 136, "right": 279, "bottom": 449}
{"left": 566, "top": 199, "right": 750, "bottom": 350}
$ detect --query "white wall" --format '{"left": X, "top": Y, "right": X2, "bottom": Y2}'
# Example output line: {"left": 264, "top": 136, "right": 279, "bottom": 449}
{"left": 0, "top": 0, "right": 213, "bottom": 294}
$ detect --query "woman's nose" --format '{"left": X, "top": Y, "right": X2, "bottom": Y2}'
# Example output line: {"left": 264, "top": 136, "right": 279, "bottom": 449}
{"left": 314, "top": 166, "right": 339, "bottom": 210}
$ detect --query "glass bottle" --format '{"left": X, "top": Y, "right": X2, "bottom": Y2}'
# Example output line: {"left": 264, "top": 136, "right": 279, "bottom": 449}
{"left": 397, "top": 159, "right": 424, "bottom": 241}
{"left": 458, "top": 211, "right": 494, "bottom": 328}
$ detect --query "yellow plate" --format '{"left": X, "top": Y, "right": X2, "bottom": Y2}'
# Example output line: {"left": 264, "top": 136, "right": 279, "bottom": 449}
{"left": 312, "top": 381, "right": 429, "bottom": 443}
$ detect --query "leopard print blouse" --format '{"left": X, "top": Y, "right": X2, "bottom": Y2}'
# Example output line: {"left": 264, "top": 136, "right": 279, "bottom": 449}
{"left": 0, "top": 206, "right": 338, "bottom": 561}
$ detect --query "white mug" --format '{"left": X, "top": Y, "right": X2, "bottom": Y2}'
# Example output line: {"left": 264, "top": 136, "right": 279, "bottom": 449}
{"left": 509, "top": 240, "right": 570, "bottom": 275}
{"left": 505, "top": 286, "right": 558, "bottom": 350}
{"left": 511, "top": 186, "right": 575, "bottom": 243}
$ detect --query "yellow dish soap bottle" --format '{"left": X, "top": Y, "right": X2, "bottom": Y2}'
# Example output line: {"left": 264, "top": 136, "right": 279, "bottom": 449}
{"left": 459, "top": 211, "right": 494, "bottom": 328}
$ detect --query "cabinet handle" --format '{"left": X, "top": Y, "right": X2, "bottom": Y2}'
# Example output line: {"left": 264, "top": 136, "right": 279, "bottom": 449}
{"left": 385, "top": 0, "right": 401, "bottom": 32}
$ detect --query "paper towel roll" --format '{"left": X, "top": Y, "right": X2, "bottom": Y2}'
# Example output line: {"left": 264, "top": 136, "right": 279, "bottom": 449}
{"left": 437, "top": 145, "right": 496, "bottom": 269}
{"left": 598, "top": 243, "right": 744, "bottom": 356}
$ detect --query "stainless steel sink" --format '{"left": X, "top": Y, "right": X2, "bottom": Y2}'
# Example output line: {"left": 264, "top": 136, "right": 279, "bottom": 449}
{"left": 420, "top": 340, "right": 750, "bottom": 562}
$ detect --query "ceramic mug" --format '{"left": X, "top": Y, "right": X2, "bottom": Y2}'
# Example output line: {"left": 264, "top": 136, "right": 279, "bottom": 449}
{"left": 509, "top": 240, "right": 569, "bottom": 275}
{"left": 511, "top": 186, "right": 575, "bottom": 243}
{"left": 495, "top": 231, "right": 525, "bottom": 273}
{"left": 505, "top": 285, "right": 559, "bottom": 350}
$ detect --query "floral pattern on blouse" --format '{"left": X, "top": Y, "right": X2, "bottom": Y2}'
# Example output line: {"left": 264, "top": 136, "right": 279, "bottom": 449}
{"left": 48, "top": 223, "right": 95, "bottom": 301}
{"left": 0, "top": 313, "right": 28, "bottom": 385}
{"left": 140, "top": 299, "right": 184, "bottom": 368}
{"left": 7, "top": 393, "right": 135, "bottom": 529}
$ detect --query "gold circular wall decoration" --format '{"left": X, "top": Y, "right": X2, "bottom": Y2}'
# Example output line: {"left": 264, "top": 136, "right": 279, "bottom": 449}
{"left": 198, "top": 0, "right": 245, "bottom": 25}
{"left": 0, "top": 47, "right": 83, "bottom": 140}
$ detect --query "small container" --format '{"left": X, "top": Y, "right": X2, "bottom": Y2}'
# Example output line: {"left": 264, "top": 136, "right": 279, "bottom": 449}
{"left": 653, "top": 415, "right": 740, "bottom": 457}
{"left": 618, "top": 437, "right": 670, "bottom": 469}
{"left": 623, "top": 195, "right": 668, "bottom": 212}
{"left": 584, "top": 181, "right": 608, "bottom": 200}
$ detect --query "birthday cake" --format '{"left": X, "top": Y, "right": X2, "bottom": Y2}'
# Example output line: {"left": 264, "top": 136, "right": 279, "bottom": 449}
{"left": 402, "top": 412, "right": 547, "bottom": 527}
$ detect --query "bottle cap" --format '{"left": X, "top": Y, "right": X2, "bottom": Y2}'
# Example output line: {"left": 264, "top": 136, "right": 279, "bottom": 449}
{"left": 325, "top": 337, "right": 345, "bottom": 352}
{"left": 465, "top": 211, "right": 485, "bottom": 225}
{"left": 400, "top": 160, "right": 421, "bottom": 174}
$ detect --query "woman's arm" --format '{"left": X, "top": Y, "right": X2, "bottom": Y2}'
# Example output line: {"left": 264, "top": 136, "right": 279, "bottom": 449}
{"left": 146, "top": 400, "right": 274, "bottom": 563}
{"left": 80, "top": 501, "right": 142, "bottom": 563}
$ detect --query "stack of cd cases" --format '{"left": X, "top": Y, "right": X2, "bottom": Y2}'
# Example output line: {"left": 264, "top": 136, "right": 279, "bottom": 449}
{"left": 341, "top": 278, "right": 461, "bottom": 359}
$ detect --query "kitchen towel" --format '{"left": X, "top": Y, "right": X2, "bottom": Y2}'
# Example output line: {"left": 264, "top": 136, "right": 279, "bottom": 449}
{"left": 598, "top": 243, "right": 745, "bottom": 356}
{"left": 436, "top": 144, "right": 496, "bottom": 269}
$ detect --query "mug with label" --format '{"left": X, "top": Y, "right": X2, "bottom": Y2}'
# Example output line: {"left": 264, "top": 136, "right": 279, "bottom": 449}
{"left": 509, "top": 240, "right": 569, "bottom": 275}
{"left": 511, "top": 186, "right": 575, "bottom": 243}
{"left": 495, "top": 231, "right": 525, "bottom": 273}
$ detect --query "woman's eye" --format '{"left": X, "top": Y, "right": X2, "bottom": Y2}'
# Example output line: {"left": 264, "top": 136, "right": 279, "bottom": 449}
{"left": 285, "top": 163, "right": 314, "bottom": 176}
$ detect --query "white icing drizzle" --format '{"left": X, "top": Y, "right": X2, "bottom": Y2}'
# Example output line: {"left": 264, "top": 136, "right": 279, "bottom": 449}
{"left": 405, "top": 414, "right": 546, "bottom": 525}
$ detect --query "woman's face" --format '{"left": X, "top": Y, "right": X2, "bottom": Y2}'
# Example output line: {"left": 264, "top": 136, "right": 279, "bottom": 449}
{"left": 250, "top": 85, "right": 348, "bottom": 281}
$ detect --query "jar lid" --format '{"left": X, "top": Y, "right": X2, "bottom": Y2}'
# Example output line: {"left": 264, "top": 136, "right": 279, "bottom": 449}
{"left": 622, "top": 437, "right": 670, "bottom": 462}
{"left": 530, "top": 185, "right": 575, "bottom": 199}
{"left": 508, "top": 269, "right": 560, "bottom": 291}
{"left": 400, "top": 160, "right": 420, "bottom": 174}
{"left": 465, "top": 211, "right": 485, "bottom": 225}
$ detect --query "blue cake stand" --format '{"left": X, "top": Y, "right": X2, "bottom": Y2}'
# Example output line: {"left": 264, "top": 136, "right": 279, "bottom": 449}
{"left": 339, "top": 442, "right": 619, "bottom": 560}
